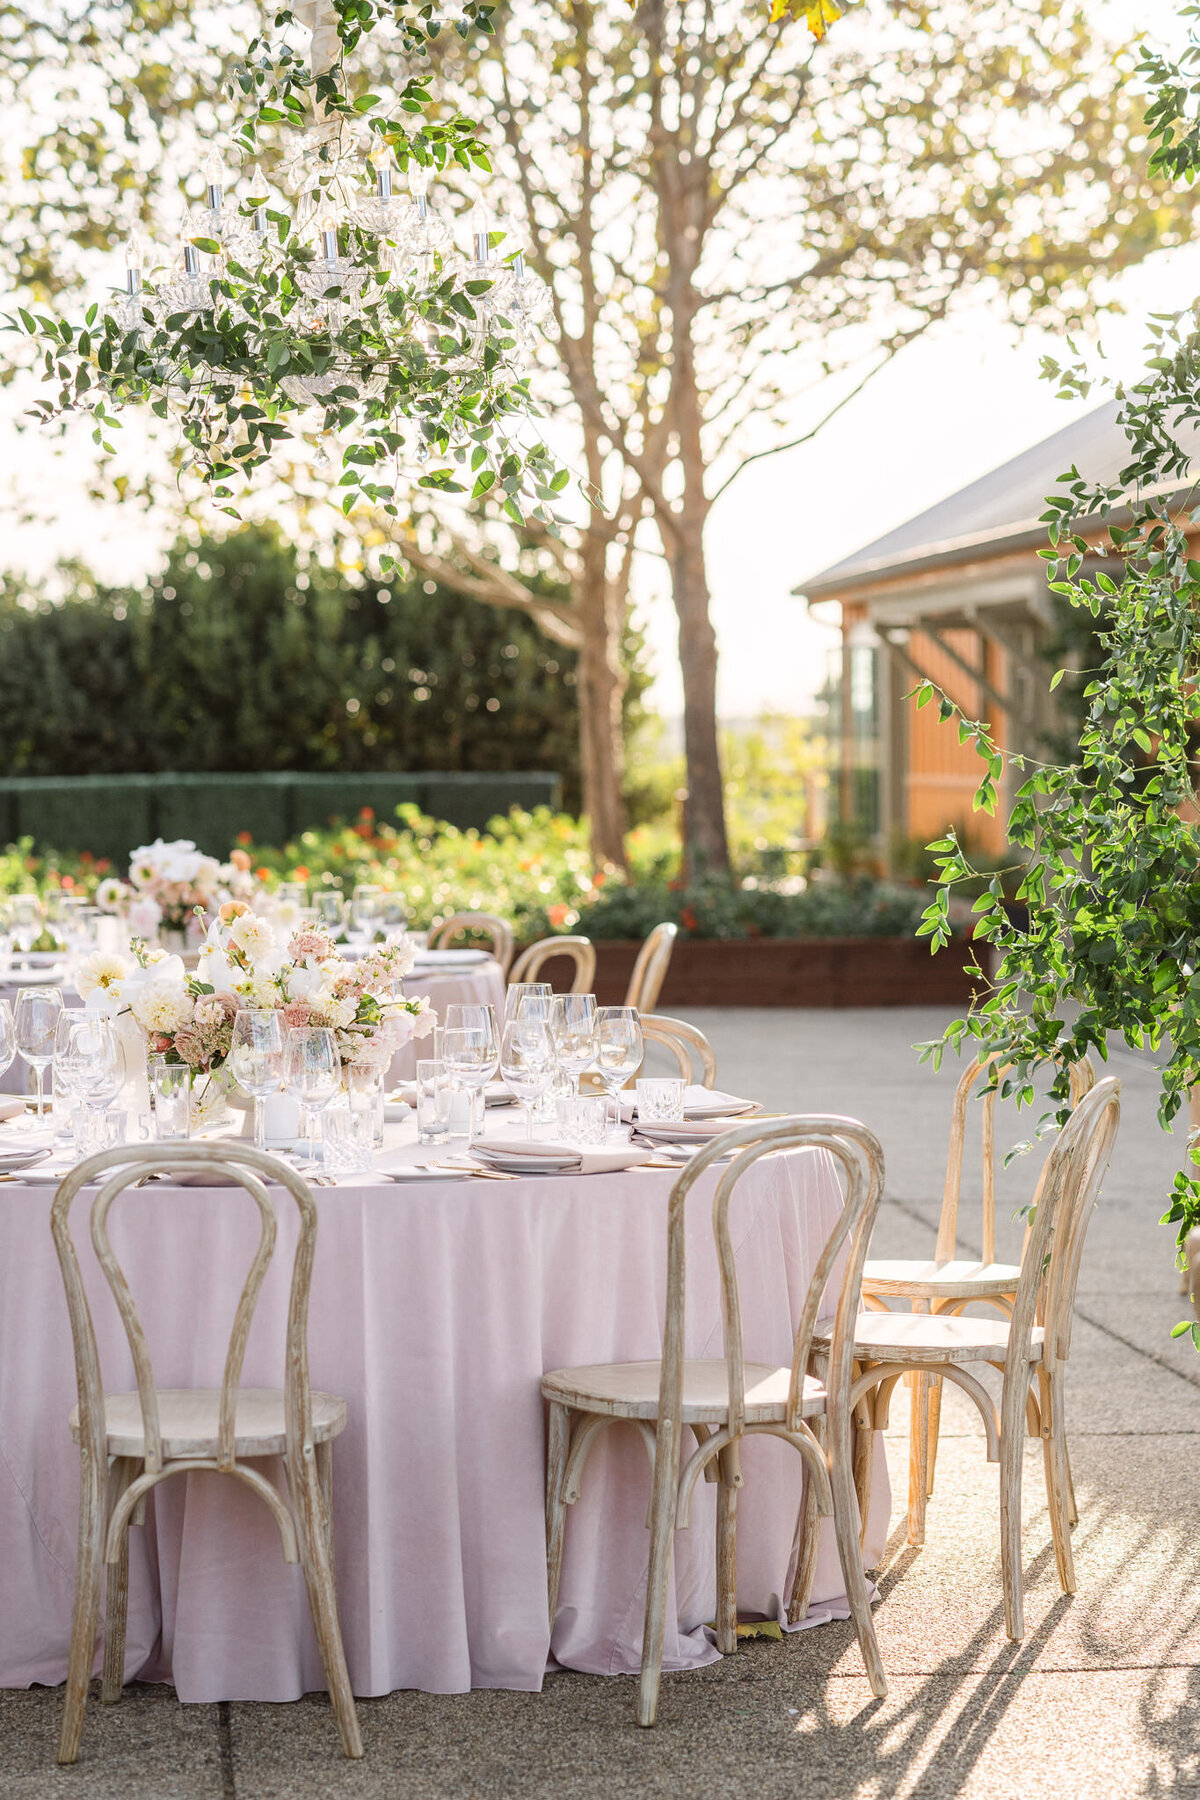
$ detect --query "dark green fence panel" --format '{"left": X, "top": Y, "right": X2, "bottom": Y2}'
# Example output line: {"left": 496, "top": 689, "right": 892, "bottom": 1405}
{"left": 0, "top": 771, "right": 563, "bottom": 859}
{"left": 153, "top": 774, "right": 294, "bottom": 855}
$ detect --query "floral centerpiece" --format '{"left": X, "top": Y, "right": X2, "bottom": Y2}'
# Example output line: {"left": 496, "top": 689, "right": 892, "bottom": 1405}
{"left": 77, "top": 903, "right": 434, "bottom": 1128}
{"left": 95, "top": 838, "right": 226, "bottom": 946}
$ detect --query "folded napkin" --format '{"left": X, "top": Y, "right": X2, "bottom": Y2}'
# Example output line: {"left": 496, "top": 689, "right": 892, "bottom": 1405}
{"left": 633, "top": 1116, "right": 749, "bottom": 1144}
{"left": 471, "top": 1138, "right": 656, "bottom": 1177}
{"left": 0, "top": 1097, "right": 28, "bottom": 1123}
{"left": 619, "top": 1085, "right": 759, "bottom": 1124}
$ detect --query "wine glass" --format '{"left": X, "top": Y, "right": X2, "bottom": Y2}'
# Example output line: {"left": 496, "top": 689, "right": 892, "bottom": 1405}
{"left": 441, "top": 1005, "right": 500, "bottom": 1143}
{"left": 0, "top": 999, "right": 16, "bottom": 1088}
{"left": 346, "top": 884, "right": 383, "bottom": 951}
{"left": 313, "top": 891, "right": 345, "bottom": 937}
{"left": 52, "top": 1007, "right": 89, "bottom": 1142}
{"left": 499, "top": 1018, "right": 555, "bottom": 1139}
{"left": 14, "top": 987, "right": 64, "bottom": 1124}
{"left": 594, "top": 1006, "right": 645, "bottom": 1137}
{"left": 59, "top": 1017, "right": 124, "bottom": 1153}
{"left": 285, "top": 1025, "right": 342, "bottom": 1169}
{"left": 229, "top": 1010, "right": 286, "bottom": 1152}
{"left": 504, "top": 982, "right": 553, "bottom": 1026}
{"left": 10, "top": 895, "right": 43, "bottom": 957}
{"left": 548, "top": 993, "right": 598, "bottom": 1097}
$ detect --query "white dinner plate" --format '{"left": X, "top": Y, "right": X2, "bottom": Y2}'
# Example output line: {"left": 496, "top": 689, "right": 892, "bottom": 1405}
{"left": 472, "top": 1149, "right": 577, "bottom": 1174}
{"left": 0, "top": 1149, "right": 52, "bottom": 1173}
{"left": 409, "top": 950, "right": 492, "bottom": 969}
{"left": 379, "top": 1163, "right": 473, "bottom": 1183}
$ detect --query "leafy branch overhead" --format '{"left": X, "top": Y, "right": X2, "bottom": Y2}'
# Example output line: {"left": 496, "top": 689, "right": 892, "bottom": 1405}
{"left": 912, "top": 12, "right": 1200, "bottom": 1274}
{"left": 5, "top": 1, "right": 567, "bottom": 528}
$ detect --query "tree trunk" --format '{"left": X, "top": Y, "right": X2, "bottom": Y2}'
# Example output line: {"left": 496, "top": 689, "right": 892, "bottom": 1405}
{"left": 671, "top": 528, "right": 729, "bottom": 875}
{"left": 577, "top": 533, "right": 629, "bottom": 869}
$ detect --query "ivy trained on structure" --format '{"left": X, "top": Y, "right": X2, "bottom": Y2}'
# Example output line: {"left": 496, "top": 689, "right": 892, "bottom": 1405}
{"left": 6, "top": 0, "right": 565, "bottom": 532}
{"left": 914, "top": 12, "right": 1200, "bottom": 1337}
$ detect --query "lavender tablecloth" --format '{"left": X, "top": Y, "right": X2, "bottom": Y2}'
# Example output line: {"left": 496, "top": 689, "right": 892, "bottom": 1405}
{"left": 0, "top": 1136, "right": 889, "bottom": 1699}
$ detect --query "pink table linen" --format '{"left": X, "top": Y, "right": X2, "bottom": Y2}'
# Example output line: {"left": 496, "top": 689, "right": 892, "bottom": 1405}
{"left": 0, "top": 1146, "right": 889, "bottom": 1700}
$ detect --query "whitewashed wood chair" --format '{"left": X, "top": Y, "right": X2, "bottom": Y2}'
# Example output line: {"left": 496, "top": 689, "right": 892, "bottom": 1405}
{"left": 624, "top": 922, "right": 678, "bottom": 1012}
{"left": 863, "top": 1053, "right": 1096, "bottom": 1544}
{"left": 542, "top": 1115, "right": 889, "bottom": 1726}
{"left": 836, "top": 1076, "right": 1119, "bottom": 1641}
{"left": 636, "top": 1013, "right": 718, "bottom": 1089}
{"left": 428, "top": 910, "right": 515, "bottom": 974}
{"left": 50, "top": 1142, "right": 363, "bottom": 1765}
{"left": 509, "top": 935, "right": 596, "bottom": 994}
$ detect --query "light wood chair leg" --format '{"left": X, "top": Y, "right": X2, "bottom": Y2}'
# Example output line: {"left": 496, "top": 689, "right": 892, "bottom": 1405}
{"left": 545, "top": 1402, "right": 572, "bottom": 1633}
{"left": 715, "top": 1449, "right": 739, "bottom": 1655}
{"left": 637, "top": 1416, "right": 682, "bottom": 1728}
{"left": 925, "top": 1376, "right": 943, "bottom": 1499}
{"left": 1039, "top": 1371, "right": 1076, "bottom": 1595}
{"left": 788, "top": 1414, "right": 825, "bottom": 1623}
{"left": 827, "top": 1401, "right": 887, "bottom": 1698}
{"left": 1063, "top": 1434, "right": 1079, "bottom": 1528}
{"left": 907, "top": 1305, "right": 931, "bottom": 1545}
{"left": 851, "top": 1370, "right": 875, "bottom": 1552}
{"left": 315, "top": 1440, "right": 336, "bottom": 1584}
{"left": 101, "top": 1457, "right": 135, "bottom": 1704}
{"left": 292, "top": 1458, "right": 364, "bottom": 1759}
{"left": 58, "top": 1445, "right": 107, "bottom": 1764}
{"left": 999, "top": 1368, "right": 1030, "bottom": 1641}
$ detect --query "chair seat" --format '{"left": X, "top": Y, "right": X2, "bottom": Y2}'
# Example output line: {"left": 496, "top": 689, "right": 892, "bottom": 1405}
{"left": 69, "top": 1387, "right": 348, "bottom": 1459}
{"left": 816, "top": 1311, "right": 1044, "bottom": 1367}
{"left": 863, "top": 1257, "right": 1021, "bottom": 1300}
{"left": 542, "top": 1358, "right": 827, "bottom": 1424}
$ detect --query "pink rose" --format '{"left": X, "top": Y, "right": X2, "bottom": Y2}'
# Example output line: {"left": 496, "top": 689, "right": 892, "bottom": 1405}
{"left": 288, "top": 929, "right": 334, "bottom": 962}
{"left": 283, "top": 1001, "right": 313, "bottom": 1030}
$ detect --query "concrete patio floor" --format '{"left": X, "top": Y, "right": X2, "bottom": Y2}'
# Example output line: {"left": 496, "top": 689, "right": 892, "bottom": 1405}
{"left": 3, "top": 1006, "right": 1197, "bottom": 1800}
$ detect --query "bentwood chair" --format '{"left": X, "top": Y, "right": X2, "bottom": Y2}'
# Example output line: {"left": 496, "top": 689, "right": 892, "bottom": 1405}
{"left": 428, "top": 911, "right": 515, "bottom": 975}
{"left": 509, "top": 935, "right": 596, "bottom": 994}
{"left": 542, "top": 1116, "right": 889, "bottom": 1726}
{"left": 831, "top": 1077, "right": 1120, "bottom": 1640}
{"left": 623, "top": 922, "right": 678, "bottom": 1013}
{"left": 636, "top": 1014, "right": 718, "bottom": 1089}
{"left": 50, "top": 1143, "right": 363, "bottom": 1764}
{"left": 863, "top": 1054, "right": 1095, "bottom": 1543}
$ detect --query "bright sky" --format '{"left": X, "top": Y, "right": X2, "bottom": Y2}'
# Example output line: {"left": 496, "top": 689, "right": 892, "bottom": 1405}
{"left": 0, "top": 0, "right": 1194, "bottom": 723}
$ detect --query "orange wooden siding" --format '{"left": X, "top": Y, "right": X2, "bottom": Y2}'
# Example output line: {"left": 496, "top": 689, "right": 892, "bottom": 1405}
{"left": 904, "top": 627, "right": 1008, "bottom": 855}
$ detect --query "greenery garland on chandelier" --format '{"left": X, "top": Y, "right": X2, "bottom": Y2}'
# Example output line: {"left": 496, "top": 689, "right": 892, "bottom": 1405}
{"left": 914, "top": 14, "right": 1200, "bottom": 1329}
{"left": 6, "top": 0, "right": 566, "bottom": 533}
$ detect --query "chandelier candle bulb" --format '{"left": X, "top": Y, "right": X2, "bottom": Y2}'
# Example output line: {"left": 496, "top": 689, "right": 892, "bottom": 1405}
{"left": 182, "top": 242, "right": 201, "bottom": 276}
{"left": 203, "top": 150, "right": 224, "bottom": 212}
{"left": 319, "top": 215, "right": 339, "bottom": 261}
{"left": 124, "top": 236, "right": 143, "bottom": 295}
{"left": 470, "top": 199, "right": 490, "bottom": 263}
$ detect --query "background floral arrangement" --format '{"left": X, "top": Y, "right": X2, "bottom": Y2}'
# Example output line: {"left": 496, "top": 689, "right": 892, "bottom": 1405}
{"left": 94, "top": 837, "right": 229, "bottom": 939}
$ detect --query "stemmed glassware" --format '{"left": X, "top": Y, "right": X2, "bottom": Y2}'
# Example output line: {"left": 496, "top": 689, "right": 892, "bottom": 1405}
{"left": 594, "top": 1006, "right": 645, "bottom": 1137}
{"left": 52, "top": 1007, "right": 89, "bottom": 1143}
{"left": 229, "top": 1010, "right": 287, "bottom": 1152}
{"left": 285, "top": 1025, "right": 342, "bottom": 1170}
{"left": 548, "top": 994, "right": 598, "bottom": 1097}
{"left": 14, "top": 987, "right": 64, "bottom": 1126}
{"left": 441, "top": 1003, "right": 500, "bottom": 1144}
{"left": 10, "top": 895, "right": 43, "bottom": 958}
{"left": 499, "top": 1017, "right": 555, "bottom": 1139}
{"left": 346, "top": 884, "right": 383, "bottom": 951}
{"left": 58, "top": 1017, "right": 124, "bottom": 1152}
{"left": 0, "top": 999, "right": 16, "bottom": 1092}
{"left": 504, "top": 982, "right": 552, "bottom": 1026}
{"left": 313, "top": 891, "right": 345, "bottom": 937}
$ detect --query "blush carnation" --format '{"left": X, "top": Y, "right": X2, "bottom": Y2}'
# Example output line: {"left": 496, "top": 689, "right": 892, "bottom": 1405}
{"left": 283, "top": 1001, "right": 313, "bottom": 1029}
{"left": 288, "top": 928, "right": 335, "bottom": 962}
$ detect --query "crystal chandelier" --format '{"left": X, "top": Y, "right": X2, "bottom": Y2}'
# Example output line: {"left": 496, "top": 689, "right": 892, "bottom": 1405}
{"left": 110, "top": 142, "right": 551, "bottom": 408}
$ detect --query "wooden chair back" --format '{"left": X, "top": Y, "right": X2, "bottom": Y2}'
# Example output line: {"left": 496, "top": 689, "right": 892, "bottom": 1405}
{"left": 936, "top": 1055, "right": 1096, "bottom": 1266}
{"left": 50, "top": 1143, "right": 320, "bottom": 1484}
{"left": 509, "top": 935, "right": 596, "bottom": 994}
{"left": 1006, "top": 1077, "right": 1120, "bottom": 1375}
{"left": 428, "top": 911, "right": 515, "bottom": 974}
{"left": 624, "top": 922, "right": 678, "bottom": 1012}
{"left": 636, "top": 1013, "right": 717, "bottom": 1088}
{"left": 657, "top": 1116, "right": 885, "bottom": 1443}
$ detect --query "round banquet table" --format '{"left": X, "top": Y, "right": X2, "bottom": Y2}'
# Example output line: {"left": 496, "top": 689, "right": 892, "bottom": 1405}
{"left": 0, "top": 953, "right": 506, "bottom": 1097}
{"left": 0, "top": 1124, "right": 890, "bottom": 1700}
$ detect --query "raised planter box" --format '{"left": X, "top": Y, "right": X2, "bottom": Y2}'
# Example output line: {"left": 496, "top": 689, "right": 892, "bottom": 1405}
{"left": 574, "top": 936, "right": 987, "bottom": 1009}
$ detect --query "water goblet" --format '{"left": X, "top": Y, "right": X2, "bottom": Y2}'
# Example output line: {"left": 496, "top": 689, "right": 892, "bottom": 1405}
{"left": 499, "top": 1018, "right": 555, "bottom": 1139}
{"left": 313, "top": 891, "right": 346, "bottom": 937}
{"left": 594, "top": 1006, "right": 645, "bottom": 1137}
{"left": 441, "top": 1008, "right": 500, "bottom": 1144}
{"left": 285, "top": 1025, "right": 342, "bottom": 1170}
{"left": 52, "top": 1007, "right": 89, "bottom": 1143}
{"left": 60, "top": 1018, "right": 124, "bottom": 1154}
{"left": 229, "top": 1009, "right": 287, "bottom": 1152}
{"left": 548, "top": 993, "right": 598, "bottom": 1097}
{"left": 10, "top": 895, "right": 43, "bottom": 958}
{"left": 14, "top": 987, "right": 64, "bottom": 1124}
{"left": 346, "top": 884, "right": 383, "bottom": 951}
{"left": 504, "top": 982, "right": 553, "bottom": 1026}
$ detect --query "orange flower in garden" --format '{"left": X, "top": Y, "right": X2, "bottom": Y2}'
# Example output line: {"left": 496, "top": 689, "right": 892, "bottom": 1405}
{"left": 256, "top": 866, "right": 271, "bottom": 882}
{"left": 79, "top": 851, "right": 94, "bottom": 865}
{"left": 359, "top": 806, "right": 375, "bottom": 821}
{"left": 293, "top": 865, "right": 310, "bottom": 880}
{"left": 594, "top": 870, "right": 607, "bottom": 887}
{"left": 680, "top": 906, "right": 699, "bottom": 932}
{"left": 96, "top": 859, "right": 111, "bottom": 873}
{"left": 237, "top": 830, "right": 253, "bottom": 845}
{"left": 230, "top": 849, "right": 252, "bottom": 872}
{"left": 547, "top": 903, "right": 569, "bottom": 928}
{"left": 60, "top": 876, "right": 75, "bottom": 891}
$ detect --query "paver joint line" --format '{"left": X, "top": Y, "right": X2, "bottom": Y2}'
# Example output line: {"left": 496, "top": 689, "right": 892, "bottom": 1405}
{"left": 217, "top": 1700, "right": 236, "bottom": 1800}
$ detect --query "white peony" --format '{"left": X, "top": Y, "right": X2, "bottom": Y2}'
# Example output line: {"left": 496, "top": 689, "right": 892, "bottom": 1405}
{"left": 229, "top": 912, "right": 276, "bottom": 962}
{"left": 128, "top": 982, "right": 195, "bottom": 1036}
{"left": 77, "top": 951, "right": 133, "bottom": 1010}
